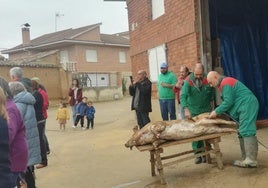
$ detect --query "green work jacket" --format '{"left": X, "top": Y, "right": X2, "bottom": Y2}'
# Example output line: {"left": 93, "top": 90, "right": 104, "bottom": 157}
{"left": 215, "top": 77, "right": 259, "bottom": 121}
{"left": 180, "top": 72, "right": 215, "bottom": 117}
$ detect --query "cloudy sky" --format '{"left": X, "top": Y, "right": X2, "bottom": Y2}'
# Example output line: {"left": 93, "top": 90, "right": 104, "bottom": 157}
{"left": 0, "top": 0, "right": 128, "bottom": 51}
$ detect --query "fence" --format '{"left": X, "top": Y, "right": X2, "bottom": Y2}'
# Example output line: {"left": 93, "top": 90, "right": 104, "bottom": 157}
{"left": 72, "top": 72, "right": 119, "bottom": 88}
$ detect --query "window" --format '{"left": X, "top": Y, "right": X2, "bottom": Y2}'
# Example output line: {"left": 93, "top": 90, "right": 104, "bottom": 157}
{"left": 152, "top": 0, "right": 165, "bottom": 20}
{"left": 60, "top": 50, "right": 69, "bottom": 62}
{"left": 148, "top": 44, "right": 167, "bottom": 82}
{"left": 86, "top": 50, "right": 98, "bottom": 62}
{"left": 79, "top": 73, "right": 109, "bottom": 87}
{"left": 119, "top": 51, "right": 126, "bottom": 63}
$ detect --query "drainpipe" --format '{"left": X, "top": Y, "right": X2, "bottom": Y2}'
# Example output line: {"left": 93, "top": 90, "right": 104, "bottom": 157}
{"left": 197, "top": 0, "right": 204, "bottom": 68}
{"left": 197, "top": 0, "right": 213, "bottom": 72}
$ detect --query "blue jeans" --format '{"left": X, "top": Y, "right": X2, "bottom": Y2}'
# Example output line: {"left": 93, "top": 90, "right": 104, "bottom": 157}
{"left": 159, "top": 99, "right": 176, "bottom": 121}
{"left": 179, "top": 104, "right": 186, "bottom": 119}
{"left": 71, "top": 104, "right": 78, "bottom": 124}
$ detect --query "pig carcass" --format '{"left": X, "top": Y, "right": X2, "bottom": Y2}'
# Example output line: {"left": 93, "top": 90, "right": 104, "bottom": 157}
{"left": 125, "top": 113, "right": 237, "bottom": 149}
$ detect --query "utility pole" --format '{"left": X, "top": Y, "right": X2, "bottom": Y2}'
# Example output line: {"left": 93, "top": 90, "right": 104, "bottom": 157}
{"left": 55, "top": 12, "right": 64, "bottom": 32}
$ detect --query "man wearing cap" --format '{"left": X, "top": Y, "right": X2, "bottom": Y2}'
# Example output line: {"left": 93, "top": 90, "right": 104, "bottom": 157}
{"left": 157, "top": 62, "right": 177, "bottom": 120}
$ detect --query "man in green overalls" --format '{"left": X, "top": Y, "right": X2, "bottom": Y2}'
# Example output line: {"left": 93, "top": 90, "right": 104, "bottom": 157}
{"left": 207, "top": 71, "right": 259, "bottom": 168}
{"left": 180, "top": 63, "right": 215, "bottom": 164}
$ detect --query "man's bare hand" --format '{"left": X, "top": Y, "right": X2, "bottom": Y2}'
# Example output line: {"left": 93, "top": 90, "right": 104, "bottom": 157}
{"left": 161, "top": 82, "right": 172, "bottom": 88}
{"left": 184, "top": 108, "right": 192, "bottom": 119}
{"left": 209, "top": 111, "right": 217, "bottom": 119}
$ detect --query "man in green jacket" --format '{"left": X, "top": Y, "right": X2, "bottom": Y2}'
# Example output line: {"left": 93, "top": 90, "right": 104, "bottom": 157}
{"left": 180, "top": 63, "right": 215, "bottom": 164}
{"left": 207, "top": 71, "right": 259, "bottom": 168}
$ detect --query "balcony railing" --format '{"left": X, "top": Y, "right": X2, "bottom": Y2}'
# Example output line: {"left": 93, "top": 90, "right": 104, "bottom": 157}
{"left": 60, "top": 61, "right": 77, "bottom": 72}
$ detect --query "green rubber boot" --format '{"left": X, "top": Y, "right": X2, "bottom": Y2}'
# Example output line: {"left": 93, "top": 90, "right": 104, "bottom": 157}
{"left": 233, "top": 136, "right": 258, "bottom": 168}
{"left": 239, "top": 137, "right": 246, "bottom": 160}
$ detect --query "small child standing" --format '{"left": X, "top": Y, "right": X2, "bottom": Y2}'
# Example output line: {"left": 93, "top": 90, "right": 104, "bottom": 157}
{"left": 56, "top": 102, "right": 70, "bottom": 131}
{"left": 73, "top": 97, "right": 88, "bottom": 129}
{"left": 86, "top": 101, "right": 96, "bottom": 129}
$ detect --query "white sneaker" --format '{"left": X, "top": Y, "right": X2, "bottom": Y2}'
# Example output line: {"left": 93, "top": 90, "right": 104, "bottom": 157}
{"left": 72, "top": 125, "right": 76, "bottom": 128}
{"left": 82, "top": 127, "right": 86, "bottom": 130}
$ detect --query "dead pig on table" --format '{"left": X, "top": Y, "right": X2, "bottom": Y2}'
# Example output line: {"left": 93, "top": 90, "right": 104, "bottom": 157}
{"left": 125, "top": 113, "right": 237, "bottom": 148}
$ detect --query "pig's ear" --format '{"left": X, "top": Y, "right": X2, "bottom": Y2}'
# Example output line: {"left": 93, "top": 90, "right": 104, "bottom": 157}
{"left": 133, "top": 125, "right": 139, "bottom": 133}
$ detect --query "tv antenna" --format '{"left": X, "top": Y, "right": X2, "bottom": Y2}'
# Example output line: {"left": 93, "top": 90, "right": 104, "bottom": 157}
{"left": 55, "top": 12, "right": 64, "bottom": 31}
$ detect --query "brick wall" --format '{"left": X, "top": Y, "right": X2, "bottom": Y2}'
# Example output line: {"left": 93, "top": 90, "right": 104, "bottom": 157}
{"left": 126, "top": 0, "right": 201, "bottom": 98}
{"left": 127, "top": 0, "right": 197, "bottom": 56}
{"left": 73, "top": 44, "right": 131, "bottom": 73}
{"left": 167, "top": 33, "right": 199, "bottom": 73}
{"left": 0, "top": 66, "right": 70, "bottom": 100}
{"left": 75, "top": 27, "right": 101, "bottom": 41}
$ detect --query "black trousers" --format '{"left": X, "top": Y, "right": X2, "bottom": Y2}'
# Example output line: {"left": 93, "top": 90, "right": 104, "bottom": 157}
{"left": 43, "top": 119, "right": 50, "bottom": 152}
{"left": 75, "top": 115, "right": 84, "bottom": 127}
{"left": 86, "top": 117, "right": 94, "bottom": 129}
{"left": 37, "top": 121, "right": 47, "bottom": 165}
{"left": 135, "top": 110, "right": 150, "bottom": 129}
{"left": 16, "top": 166, "right": 36, "bottom": 188}
{"left": 25, "top": 166, "right": 36, "bottom": 188}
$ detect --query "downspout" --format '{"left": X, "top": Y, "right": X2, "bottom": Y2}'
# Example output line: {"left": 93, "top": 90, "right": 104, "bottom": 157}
{"left": 197, "top": 0, "right": 205, "bottom": 70}
{"left": 197, "top": 0, "right": 213, "bottom": 72}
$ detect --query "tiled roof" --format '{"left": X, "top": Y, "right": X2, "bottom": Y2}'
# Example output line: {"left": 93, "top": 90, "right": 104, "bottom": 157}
{"left": 100, "top": 34, "right": 129, "bottom": 45}
{"left": 8, "top": 23, "right": 101, "bottom": 51}
{"left": 0, "top": 50, "right": 58, "bottom": 67}
{"left": 3, "top": 23, "right": 129, "bottom": 53}
{"left": 113, "top": 31, "right": 129, "bottom": 39}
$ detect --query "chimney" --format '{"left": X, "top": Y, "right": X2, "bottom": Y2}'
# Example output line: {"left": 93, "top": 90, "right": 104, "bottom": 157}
{"left": 21, "top": 26, "right": 30, "bottom": 46}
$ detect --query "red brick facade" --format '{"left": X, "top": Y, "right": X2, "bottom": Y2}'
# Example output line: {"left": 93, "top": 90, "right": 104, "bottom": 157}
{"left": 126, "top": 0, "right": 202, "bottom": 97}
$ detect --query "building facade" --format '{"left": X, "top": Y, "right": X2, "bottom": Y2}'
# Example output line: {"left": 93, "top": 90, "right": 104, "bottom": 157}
{"left": 126, "top": 0, "right": 204, "bottom": 97}
{"left": 1, "top": 23, "right": 132, "bottom": 102}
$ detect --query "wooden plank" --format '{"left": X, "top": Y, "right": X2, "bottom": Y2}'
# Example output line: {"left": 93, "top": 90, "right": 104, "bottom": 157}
{"left": 137, "top": 134, "right": 225, "bottom": 185}
{"left": 136, "top": 132, "right": 231, "bottom": 152}
{"left": 160, "top": 146, "right": 210, "bottom": 161}
{"left": 162, "top": 151, "right": 212, "bottom": 168}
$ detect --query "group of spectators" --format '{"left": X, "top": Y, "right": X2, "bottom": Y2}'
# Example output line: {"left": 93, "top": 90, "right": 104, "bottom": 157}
{"left": 68, "top": 79, "right": 96, "bottom": 130}
{"left": 129, "top": 62, "right": 259, "bottom": 168}
{"left": 0, "top": 67, "right": 49, "bottom": 188}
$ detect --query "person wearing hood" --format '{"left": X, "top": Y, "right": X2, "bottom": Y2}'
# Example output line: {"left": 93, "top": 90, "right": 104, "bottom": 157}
{"left": 9, "top": 81, "right": 41, "bottom": 188}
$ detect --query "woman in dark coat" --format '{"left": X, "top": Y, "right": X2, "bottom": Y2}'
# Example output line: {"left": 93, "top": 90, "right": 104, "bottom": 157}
{"left": 68, "top": 78, "right": 83, "bottom": 126}
{"left": 32, "top": 80, "right": 47, "bottom": 169}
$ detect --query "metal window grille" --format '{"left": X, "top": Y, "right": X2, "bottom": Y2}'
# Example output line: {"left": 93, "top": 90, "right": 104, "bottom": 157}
{"left": 72, "top": 72, "right": 118, "bottom": 88}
